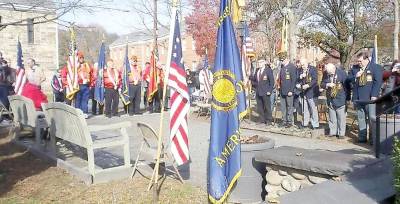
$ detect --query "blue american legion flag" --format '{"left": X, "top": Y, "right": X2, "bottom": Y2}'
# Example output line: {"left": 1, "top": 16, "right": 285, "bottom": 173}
{"left": 94, "top": 42, "right": 106, "bottom": 104}
{"left": 208, "top": 0, "right": 246, "bottom": 203}
{"left": 120, "top": 45, "right": 131, "bottom": 106}
{"left": 168, "top": 9, "right": 190, "bottom": 165}
{"left": 14, "top": 39, "right": 26, "bottom": 95}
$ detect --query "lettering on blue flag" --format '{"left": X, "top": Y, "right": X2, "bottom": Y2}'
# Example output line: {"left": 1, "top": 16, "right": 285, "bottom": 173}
{"left": 207, "top": 0, "right": 247, "bottom": 203}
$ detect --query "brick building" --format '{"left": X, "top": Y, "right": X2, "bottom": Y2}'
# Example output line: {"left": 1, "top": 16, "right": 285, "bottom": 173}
{"left": 0, "top": 0, "right": 58, "bottom": 93}
{"left": 110, "top": 25, "right": 201, "bottom": 71}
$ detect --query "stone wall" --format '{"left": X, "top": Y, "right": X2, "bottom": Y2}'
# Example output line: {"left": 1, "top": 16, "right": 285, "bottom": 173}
{"left": 265, "top": 164, "right": 334, "bottom": 201}
{"left": 0, "top": 8, "right": 58, "bottom": 94}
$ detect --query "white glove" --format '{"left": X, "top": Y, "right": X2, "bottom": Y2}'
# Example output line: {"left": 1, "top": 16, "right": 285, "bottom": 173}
{"left": 327, "top": 83, "right": 335, "bottom": 88}
{"left": 296, "top": 84, "right": 301, "bottom": 89}
{"left": 371, "top": 97, "right": 377, "bottom": 100}
{"left": 300, "top": 73, "right": 306, "bottom": 79}
{"left": 267, "top": 92, "right": 271, "bottom": 96}
{"left": 393, "top": 68, "right": 399, "bottom": 73}
{"left": 288, "top": 92, "right": 293, "bottom": 96}
{"left": 118, "top": 88, "right": 121, "bottom": 92}
{"left": 356, "top": 71, "right": 363, "bottom": 78}
{"left": 302, "top": 84, "right": 309, "bottom": 90}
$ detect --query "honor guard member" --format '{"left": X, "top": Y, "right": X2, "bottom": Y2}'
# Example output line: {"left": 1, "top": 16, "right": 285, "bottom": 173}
{"left": 296, "top": 58, "right": 319, "bottom": 129}
{"left": 142, "top": 62, "right": 151, "bottom": 108}
{"left": 255, "top": 62, "right": 275, "bottom": 126}
{"left": 321, "top": 63, "right": 347, "bottom": 138}
{"left": 103, "top": 60, "right": 121, "bottom": 118}
{"left": 348, "top": 51, "right": 383, "bottom": 143}
{"left": 75, "top": 51, "right": 94, "bottom": 118}
{"left": 127, "top": 56, "right": 142, "bottom": 115}
{"left": 278, "top": 53, "right": 297, "bottom": 128}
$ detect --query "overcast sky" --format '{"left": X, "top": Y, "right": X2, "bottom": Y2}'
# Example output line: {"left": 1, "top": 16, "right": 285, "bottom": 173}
{"left": 60, "top": 0, "right": 190, "bottom": 36}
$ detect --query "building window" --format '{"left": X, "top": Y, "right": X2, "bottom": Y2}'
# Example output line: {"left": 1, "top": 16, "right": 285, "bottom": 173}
{"left": 27, "top": 18, "right": 34, "bottom": 44}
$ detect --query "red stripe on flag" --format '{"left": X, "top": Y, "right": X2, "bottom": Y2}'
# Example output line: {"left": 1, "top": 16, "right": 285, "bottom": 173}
{"left": 172, "top": 135, "right": 188, "bottom": 163}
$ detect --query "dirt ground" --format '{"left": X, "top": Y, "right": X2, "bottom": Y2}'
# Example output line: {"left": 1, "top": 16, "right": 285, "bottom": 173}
{"left": 0, "top": 133, "right": 206, "bottom": 204}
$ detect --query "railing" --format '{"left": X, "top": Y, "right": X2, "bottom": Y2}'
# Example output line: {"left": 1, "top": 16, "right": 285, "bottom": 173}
{"left": 355, "top": 86, "right": 400, "bottom": 158}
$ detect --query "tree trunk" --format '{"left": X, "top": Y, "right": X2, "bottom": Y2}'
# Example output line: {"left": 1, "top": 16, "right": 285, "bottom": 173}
{"left": 394, "top": 0, "right": 399, "bottom": 60}
{"left": 286, "top": 0, "right": 297, "bottom": 61}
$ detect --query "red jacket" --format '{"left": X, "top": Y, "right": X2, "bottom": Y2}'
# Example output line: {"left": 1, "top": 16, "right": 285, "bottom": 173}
{"left": 103, "top": 68, "right": 122, "bottom": 89}
{"left": 60, "top": 63, "right": 95, "bottom": 88}
{"left": 77, "top": 62, "right": 94, "bottom": 86}
{"left": 21, "top": 83, "right": 48, "bottom": 110}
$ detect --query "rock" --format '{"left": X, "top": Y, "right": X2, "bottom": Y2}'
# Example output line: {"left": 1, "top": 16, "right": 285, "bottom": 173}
{"left": 291, "top": 172, "right": 306, "bottom": 180}
{"left": 266, "top": 170, "right": 283, "bottom": 186}
{"left": 265, "top": 185, "right": 274, "bottom": 193}
{"left": 281, "top": 178, "right": 300, "bottom": 192}
{"left": 308, "top": 175, "right": 328, "bottom": 184}
{"left": 278, "top": 169, "right": 289, "bottom": 176}
{"left": 277, "top": 190, "right": 287, "bottom": 196}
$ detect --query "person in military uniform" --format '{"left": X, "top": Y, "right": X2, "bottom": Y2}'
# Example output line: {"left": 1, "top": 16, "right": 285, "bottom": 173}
{"left": 127, "top": 56, "right": 142, "bottom": 115}
{"left": 255, "top": 62, "right": 274, "bottom": 126}
{"left": 103, "top": 60, "right": 121, "bottom": 118}
{"left": 321, "top": 63, "right": 347, "bottom": 138}
{"left": 296, "top": 58, "right": 319, "bottom": 129}
{"left": 278, "top": 53, "right": 297, "bottom": 128}
{"left": 348, "top": 51, "right": 383, "bottom": 143}
{"left": 75, "top": 51, "right": 94, "bottom": 118}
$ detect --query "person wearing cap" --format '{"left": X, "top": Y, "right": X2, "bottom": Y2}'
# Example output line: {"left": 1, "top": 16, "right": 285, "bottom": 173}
{"left": 278, "top": 52, "right": 297, "bottom": 128}
{"left": 321, "top": 63, "right": 347, "bottom": 139}
{"left": 75, "top": 51, "right": 94, "bottom": 118}
{"left": 127, "top": 56, "right": 142, "bottom": 115}
{"left": 348, "top": 51, "right": 383, "bottom": 143}
{"left": 103, "top": 60, "right": 121, "bottom": 118}
{"left": 296, "top": 58, "right": 319, "bottom": 129}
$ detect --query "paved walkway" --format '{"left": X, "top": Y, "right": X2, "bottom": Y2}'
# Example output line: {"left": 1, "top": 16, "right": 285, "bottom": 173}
{"left": 86, "top": 111, "right": 373, "bottom": 190}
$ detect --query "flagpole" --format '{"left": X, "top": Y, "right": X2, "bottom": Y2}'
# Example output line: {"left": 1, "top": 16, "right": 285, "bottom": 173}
{"left": 374, "top": 35, "right": 378, "bottom": 64}
{"left": 149, "top": 0, "right": 177, "bottom": 203}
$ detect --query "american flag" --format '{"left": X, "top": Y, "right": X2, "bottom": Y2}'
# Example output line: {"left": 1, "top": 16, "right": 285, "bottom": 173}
{"left": 65, "top": 28, "right": 80, "bottom": 100}
{"left": 168, "top": 10, "right": 190, "bottom": 166}
{"left": 14, "top": 39, "right": 26, "bottom": 95}
{"left": 200, "top": 54, "right": 212, "bottom": 97}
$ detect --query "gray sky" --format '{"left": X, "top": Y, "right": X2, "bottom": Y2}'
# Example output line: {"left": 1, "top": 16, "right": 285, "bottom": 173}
{"left": 60, "top": 0, "right": 190, "bottom": 35}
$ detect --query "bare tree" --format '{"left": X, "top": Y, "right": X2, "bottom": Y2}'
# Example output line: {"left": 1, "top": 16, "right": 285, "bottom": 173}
{"left": 0, "top": 0, "right": 129, "bottom": 31}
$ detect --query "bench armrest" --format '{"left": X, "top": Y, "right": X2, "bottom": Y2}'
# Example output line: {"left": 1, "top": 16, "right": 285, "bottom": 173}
{"left": 88, "top": 121, "right": 132, "bottom": 132}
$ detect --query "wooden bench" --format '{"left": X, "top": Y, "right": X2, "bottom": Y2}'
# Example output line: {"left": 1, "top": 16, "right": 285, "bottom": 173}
{"left": 42, "top": 102, "right": 132, "bottom": 183}
{"left": 8, "top": 95, "right": 48, "bottom": 147}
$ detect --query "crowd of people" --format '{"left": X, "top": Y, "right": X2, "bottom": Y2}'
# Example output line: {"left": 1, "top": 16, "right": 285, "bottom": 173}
{"left": 1, "top": 48, "right": 399, "bottom": 144}
{"left": 252, "top": 51, "right": 400, "bottom": 143}
{"left": 0, "top": 50, "right": 167, "bottom": 119}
